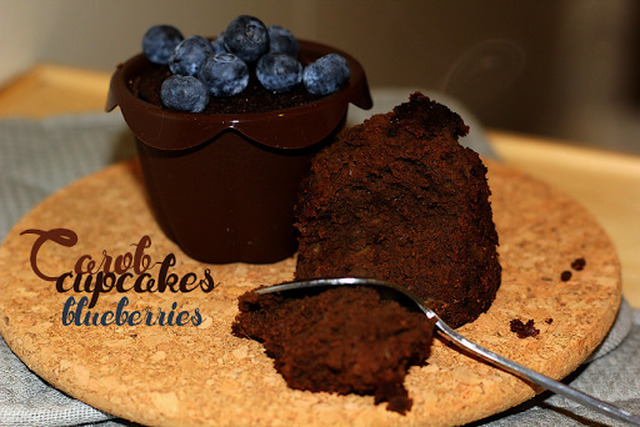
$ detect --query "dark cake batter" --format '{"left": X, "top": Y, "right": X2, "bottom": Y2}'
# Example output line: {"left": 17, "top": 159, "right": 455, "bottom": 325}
{"left": 295, "top": 92, "right": 501, "bottom": 328}
{"left": 129, "top": 58, "right": 323, "bottom": 114}
{"left": 232, "top": 285, "right": 435, "bottom": 414}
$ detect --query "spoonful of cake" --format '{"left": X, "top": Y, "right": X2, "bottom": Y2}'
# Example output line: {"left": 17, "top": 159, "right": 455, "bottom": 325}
{"left": 255, "top": 277, "right": 640, "bottom": 425}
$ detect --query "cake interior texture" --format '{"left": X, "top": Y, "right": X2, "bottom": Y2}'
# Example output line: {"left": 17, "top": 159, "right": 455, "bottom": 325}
{"left": 294, "top": 92, "right": 501, "bottom": 328}
{"left": 232, "top": 93, "right": 500, "bottom": 414}
{"left": 232, "top": 286, "right": 435, "bottom": 414}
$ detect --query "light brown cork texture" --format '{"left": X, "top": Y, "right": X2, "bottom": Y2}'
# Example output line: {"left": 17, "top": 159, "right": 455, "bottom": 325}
{"left": 0, "top": 159, "right": 621, "bottom": 426}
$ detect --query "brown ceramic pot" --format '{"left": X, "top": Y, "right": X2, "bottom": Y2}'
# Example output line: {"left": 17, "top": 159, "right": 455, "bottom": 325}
{"left": 106, "top": 40, "right": 372, "bottom": 264}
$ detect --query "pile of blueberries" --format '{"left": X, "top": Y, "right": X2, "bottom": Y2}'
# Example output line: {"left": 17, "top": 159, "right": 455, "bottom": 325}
{"left": 142, "top": 15, "right": 351, "bottom": 113}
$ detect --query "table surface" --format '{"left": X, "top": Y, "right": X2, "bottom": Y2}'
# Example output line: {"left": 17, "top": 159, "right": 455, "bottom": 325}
{"left": 1, "top": 64, "right": 639, "bottom": 308}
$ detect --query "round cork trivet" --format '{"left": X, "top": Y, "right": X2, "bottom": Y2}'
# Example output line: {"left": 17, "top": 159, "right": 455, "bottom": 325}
{"left": 0, "top": 159, "right": 621, "bottom": 426}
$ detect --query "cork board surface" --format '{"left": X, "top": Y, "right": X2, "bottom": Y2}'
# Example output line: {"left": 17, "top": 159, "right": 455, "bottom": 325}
{"left": 0, "top": 159, "right": 621, "bottom": 426}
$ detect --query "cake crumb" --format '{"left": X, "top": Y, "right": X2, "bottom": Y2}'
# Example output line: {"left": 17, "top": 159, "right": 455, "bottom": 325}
{"left": 510, "top": 319, "right": 540, "bottom": 338}
{"left": 560, "top": 270, "right": 572, "bottom": 282}
{"left": 571, "top": 257, "right": 586, "bottom": 271}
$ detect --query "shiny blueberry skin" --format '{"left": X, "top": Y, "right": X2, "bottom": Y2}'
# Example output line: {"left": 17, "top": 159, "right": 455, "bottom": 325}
{"left": 303, "top": 53, "right": 351, "bottom": 96}
{"left": 267, "top": 25, "right": 299, "bottom": 57}
{"left": 142, "top": 25, "right": 184, "bottom": 64}
{"left": 256, "top": 53, "right": 302, "bottom": 93}
{"left": 211, "top": 32, "right": 228, "bottom": 54}
{"left": 160, "top": 75, "right": 210, "bottom": 112}
{"left": 223, "top": 15, "right": 269, "bottom": 63}
{"left": 198, "top": 53, "right": 249, "bottom": 97}
{"left": 168, "top": 35, "right": 214, "bottom": 76}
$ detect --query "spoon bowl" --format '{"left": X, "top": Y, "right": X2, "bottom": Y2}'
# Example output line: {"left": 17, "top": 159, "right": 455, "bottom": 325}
{"left": 257, "top": 277, "right": 640, "bottom": 425}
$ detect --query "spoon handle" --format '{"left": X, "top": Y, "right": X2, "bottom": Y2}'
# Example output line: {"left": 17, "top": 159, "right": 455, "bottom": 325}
{"left": 435, "top": 319, "right": 640, "bottom": 425}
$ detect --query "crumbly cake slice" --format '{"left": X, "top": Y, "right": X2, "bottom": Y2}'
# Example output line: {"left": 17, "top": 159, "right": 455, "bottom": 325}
{"left": 294, "top": 92, "right": 501, "bottom": 328}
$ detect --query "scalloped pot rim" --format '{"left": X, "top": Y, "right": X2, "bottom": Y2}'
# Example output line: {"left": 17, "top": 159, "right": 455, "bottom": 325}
{"left": 106, "top": 40, "right": 372, "bottom": 150}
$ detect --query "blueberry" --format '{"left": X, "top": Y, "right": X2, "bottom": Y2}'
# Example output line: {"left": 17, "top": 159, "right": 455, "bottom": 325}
{"left": 198, "top": 53, "right": 249, "bottom": 97}
{"left": 168, "top": 35, "right": 214, "bottom": 76}
{"left": 211, "top": 32, "right": 228, "bottom": 54}
{"left": 223, "top": 15, "right": 269, "bottom": 63}
{"left": 256, "top": 53, "right": 302, "bottom": 93}
{"left": 160, "top": 75, "right": 209, "bottom": 112}
{"left": 142, "top": 25, "right": 184, "bottom": 65}
{"left": 267, "top": 25, "right": 299, "bottom": 57}
{"left": 303, "top": 53, "right": 351, "bottom": 96}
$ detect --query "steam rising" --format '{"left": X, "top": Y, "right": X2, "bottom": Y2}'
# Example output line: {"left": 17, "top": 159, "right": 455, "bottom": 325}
{"left": 441, "top": 40, "right": 526, "bottom": 99}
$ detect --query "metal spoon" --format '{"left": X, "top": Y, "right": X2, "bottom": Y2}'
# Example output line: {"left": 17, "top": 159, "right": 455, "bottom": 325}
{"left": 256, "top": 277, "right": 640, "bottom": 425}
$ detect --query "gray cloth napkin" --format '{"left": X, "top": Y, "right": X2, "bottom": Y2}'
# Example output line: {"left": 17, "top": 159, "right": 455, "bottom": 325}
{"left": 0, "top": 90, "right": 637, "bottom": 426}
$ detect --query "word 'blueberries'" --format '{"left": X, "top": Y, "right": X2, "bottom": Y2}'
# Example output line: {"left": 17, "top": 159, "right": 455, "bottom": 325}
{"left": 160, "top": 75, "right": 210, "bottom": 113}
{"left": 198, "top": 53, "right": 250, "bottom": 97}
{"left": 223, "top": 15, "right": 270, "bottom": 63}
{"left": 169, "top": 35, "right": 214, "bottom": 76}
{"left": 303, "top": 53, "right": 350, "bottom": 96}
{"left": 256, "top": 53, "right": 303, "bottom": 93}
{"left": 143, "top": 25, "right": 184, "bottom": 65}
{"left": 268, "top": 25, "right": 299, "bottom": 57}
